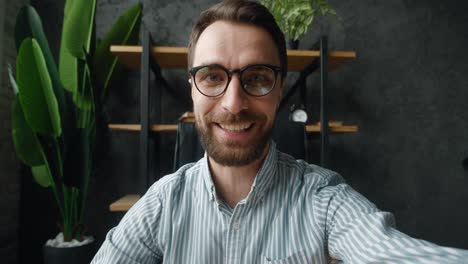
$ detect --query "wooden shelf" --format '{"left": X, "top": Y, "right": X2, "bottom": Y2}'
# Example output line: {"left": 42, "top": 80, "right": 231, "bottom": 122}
{"left": 109, "top": 122, "right": 358, "bottom": 134}
{"left": 109, "top": 123, "right": 178, "bottom": 132}
{"left": 109, "top": 194, "right": 140, "bottom": 212}
{"left": 110, "top": 45, "right": 356, "bottom": 72}
{"left": 307, "top": 123, "right": 358, "bottom": 133}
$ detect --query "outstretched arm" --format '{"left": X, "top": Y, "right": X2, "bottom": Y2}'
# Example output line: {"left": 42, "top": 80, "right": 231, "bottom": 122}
{"left": 317, "top": 183, "right": 468, "bottom": 263}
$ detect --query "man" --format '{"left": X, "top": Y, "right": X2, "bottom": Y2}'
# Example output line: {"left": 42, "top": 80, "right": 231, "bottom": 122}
{"left": 92, "top": 0, "right": 468, "bottom": 263}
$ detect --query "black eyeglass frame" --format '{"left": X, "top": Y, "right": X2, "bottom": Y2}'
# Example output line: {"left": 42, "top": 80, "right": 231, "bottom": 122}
{"left": 189, "top": 63, "right": 282, "bottom": 97}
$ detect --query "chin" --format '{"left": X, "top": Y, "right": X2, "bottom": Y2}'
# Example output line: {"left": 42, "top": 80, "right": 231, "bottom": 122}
{"left": 199, "top": 130, "right": 271, "bottom": 167}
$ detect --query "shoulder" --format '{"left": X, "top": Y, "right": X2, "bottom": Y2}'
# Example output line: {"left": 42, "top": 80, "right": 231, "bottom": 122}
{"left": 144, "top": 159, "right": 204, "bottom": 201}
{"left": 276, "top": 150, "right": 345, "bottom": 191}
{"left": 123, "top": 159, "right": 205, "bottom": 222}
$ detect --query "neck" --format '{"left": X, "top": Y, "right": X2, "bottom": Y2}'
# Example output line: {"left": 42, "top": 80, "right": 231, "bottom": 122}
{"left": 208, "top": 143, "right": 269, "bottom": 208}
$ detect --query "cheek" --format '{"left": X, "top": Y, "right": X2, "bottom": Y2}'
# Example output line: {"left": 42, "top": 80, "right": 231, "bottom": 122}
{"left": 192, "top": 91, "right": 217, "bottom": 117}
{"left": 255, "top": 101, "right": 279, "bottom": 125}
{"left": 191, "top": 86, "right": 197, "bottom": 106}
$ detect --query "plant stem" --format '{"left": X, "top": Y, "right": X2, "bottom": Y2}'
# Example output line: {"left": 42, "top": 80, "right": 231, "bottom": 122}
{"left": 62, "top": 185, "right": 68, "bottom": 240}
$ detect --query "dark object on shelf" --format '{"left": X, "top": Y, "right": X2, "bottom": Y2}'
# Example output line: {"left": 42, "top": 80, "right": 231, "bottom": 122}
{"left": 173, "top": 122, "right": 204, "bottom": 170}
{"left": 289, "top": 103, "right": 308, "bottom": 123}
{"left": 273, "top": 109, "right": 307, "bottom": 160}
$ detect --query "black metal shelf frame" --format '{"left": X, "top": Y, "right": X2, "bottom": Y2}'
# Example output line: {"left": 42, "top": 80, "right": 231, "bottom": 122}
{"left": 140, "top": 29, "right": 151, "bottom": 190}
{"left": 320, "top": 36, "right": 329, "bottom": 167}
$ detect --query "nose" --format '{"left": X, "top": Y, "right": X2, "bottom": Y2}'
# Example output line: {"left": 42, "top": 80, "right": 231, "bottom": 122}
{"left": 220, "top": 74, "right": 248, "bottom": 114}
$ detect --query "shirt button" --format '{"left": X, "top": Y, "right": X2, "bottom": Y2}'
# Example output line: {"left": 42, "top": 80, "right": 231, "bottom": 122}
{"left": 232, "top": 221, "right": 240, "bottom": 230}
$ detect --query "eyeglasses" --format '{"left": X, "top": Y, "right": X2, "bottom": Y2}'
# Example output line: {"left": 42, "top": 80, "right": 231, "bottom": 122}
{"left": 189, "top": 64, "right": 281, "bottom": 97}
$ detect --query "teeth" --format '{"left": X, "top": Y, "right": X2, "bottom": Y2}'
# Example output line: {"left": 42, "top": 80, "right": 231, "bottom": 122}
{"left": 219, "top": 123, "right": 251, "bottom": 132}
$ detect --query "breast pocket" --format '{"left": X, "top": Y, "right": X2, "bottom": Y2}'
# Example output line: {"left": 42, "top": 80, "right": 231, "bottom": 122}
{"left": 261, "top": 251, "right": 308, "bottom": 264}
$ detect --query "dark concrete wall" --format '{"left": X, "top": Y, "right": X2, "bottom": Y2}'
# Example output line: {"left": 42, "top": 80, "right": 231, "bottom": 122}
{"left": 3, "top": 0, "right": 468, "bottom": 263}
{"left": 0, "top": 1, "right": 27, "bottom": 264}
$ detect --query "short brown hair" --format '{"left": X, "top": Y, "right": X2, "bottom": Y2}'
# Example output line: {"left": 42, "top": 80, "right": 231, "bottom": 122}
{"left": 187, "top": 0, "right": 287, "bottom": 78}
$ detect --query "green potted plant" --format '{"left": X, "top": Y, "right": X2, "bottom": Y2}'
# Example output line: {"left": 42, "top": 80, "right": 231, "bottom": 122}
{"left": 260, "top": 0, "right": 336, "bottom": 48}
{"left": 9, "top": 0, "right": 141, "bottom": 262}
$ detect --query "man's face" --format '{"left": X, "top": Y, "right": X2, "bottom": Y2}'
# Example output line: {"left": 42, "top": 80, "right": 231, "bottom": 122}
{"left": 191, "top": 21, "right": 283, "bottom": 167}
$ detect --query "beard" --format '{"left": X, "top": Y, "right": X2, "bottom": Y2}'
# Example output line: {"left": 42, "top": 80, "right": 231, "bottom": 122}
{"left": 195, "top": 110, "right": 273, "bottom": 167}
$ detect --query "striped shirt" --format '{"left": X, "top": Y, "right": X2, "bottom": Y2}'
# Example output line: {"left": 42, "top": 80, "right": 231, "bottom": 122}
{"left": 92, "top": 141, "right": 468, "bottom": 263}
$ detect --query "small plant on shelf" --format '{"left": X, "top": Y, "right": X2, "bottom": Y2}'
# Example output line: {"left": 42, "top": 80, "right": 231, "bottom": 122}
{"left": 260, "top": 0, "right": 336, "bottom": 47}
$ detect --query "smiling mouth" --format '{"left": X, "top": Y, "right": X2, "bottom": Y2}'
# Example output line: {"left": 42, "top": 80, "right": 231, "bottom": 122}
{"left": 217, "top": 122, "right": 254, "bottom": 132}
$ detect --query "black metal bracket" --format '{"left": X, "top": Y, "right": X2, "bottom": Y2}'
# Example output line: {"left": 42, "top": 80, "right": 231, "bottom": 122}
{"left": 320, "top": 36, "right": 329, "bottom": 167}
{"left": 279, "top": 36, "right": 330, "bottom": 168}
{"left": 140, "top": 28, "right": 151, "bottom": 191}
{"left": 278, "top": 59, "right": 319, "bottom": 111}
{"left": 149, "top": 57, "right": 191, "bottom": 109}
{"left": 140, "top": 28, "right": 191, "bottom": 190}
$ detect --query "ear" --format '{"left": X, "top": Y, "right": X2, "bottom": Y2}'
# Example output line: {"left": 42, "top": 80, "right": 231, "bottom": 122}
{"left": 189, "top": 78, "right": 195, "bottom": 99}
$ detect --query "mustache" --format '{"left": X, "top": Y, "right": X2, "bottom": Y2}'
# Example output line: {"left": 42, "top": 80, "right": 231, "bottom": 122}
{"left": 205, "top": 111, "right": 266, "bottom": 123}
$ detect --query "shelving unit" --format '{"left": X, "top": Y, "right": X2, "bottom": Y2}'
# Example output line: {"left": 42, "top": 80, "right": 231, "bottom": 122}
{"left": 108, "top": 118, "right": 358, "bottom": 133}
{"left": 108, "top": 30, "right": 357, "bottom": 212}
{"left": 110, "top": 45, "right": 356, "bottom": 72}
{"left": 109, "top": 195, "right": 141, "bottom": 212}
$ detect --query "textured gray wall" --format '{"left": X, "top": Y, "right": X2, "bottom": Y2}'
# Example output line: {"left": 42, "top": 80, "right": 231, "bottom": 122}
{"left": 4, "top": 0, "right": 468, "bottom": 263}
{"left": 0, "top": 0, "right": 27, "bottom": 263}
{"left": 0, "top": 0, "right": 5, "bottom": 87}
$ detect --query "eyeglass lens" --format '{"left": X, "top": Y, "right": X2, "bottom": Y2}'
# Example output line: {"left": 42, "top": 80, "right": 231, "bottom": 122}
{"left": 194, "top": 65, "right": 276, "bottom": 96}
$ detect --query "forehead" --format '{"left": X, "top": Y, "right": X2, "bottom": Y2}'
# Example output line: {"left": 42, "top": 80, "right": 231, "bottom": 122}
{"left": 192, "top": 21, "right": 280, "bottom": 68}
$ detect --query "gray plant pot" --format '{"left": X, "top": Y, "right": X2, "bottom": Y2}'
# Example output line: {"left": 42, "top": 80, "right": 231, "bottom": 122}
{"left": 43, "top": 241, "right": 95, "bottom": 264}
{"left": 287, "top": 39, "right": 299, "bottom": 50}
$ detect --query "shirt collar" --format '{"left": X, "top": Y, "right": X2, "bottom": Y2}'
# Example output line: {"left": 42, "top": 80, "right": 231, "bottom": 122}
{"left": 200, "top": 140, "right": 278, "bottom": 204}
{"left": 200, "top": 153, "right": 216, "bottom": 201}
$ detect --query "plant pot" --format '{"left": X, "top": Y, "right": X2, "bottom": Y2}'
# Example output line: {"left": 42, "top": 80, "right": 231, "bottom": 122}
{"left": 43, "top": 241, "right": 95, "bottom": 264}
{"left": 287, "top": 39, "right": 299, "bottom": 50}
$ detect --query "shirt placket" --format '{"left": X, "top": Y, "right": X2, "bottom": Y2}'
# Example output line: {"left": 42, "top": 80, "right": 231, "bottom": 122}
{"left": 225, "top": 203, "right": 246, "bottom": 264}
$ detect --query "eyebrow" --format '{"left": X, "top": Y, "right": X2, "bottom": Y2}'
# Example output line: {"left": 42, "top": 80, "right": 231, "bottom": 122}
{"left": 192, "top": 62, "right": 280, "bottom": 69}
{"left": 192, "top": 61, "right": 225, "bottom": 68}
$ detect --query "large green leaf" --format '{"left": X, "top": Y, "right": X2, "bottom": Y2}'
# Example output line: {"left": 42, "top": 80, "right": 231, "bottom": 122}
{"left": 93, "top": 3, "right": 142, "bottom": 96}
{"left": 59, "top": 0, "right": 96, "bottom": 113}
{"left": 59, "top": 0, "right": 78, "bottom": 93}
{"left": 15, "top": 5, "right": 55, "bottom": 67}
{"left": 62, "top": 0, "right": 96, "bottom": 60}
{"left": 73, "top": 90, "right": 93, "bottom": 111}
{"left": 14, "top": 5, "right": 67, "bottom": 117}
{"left": 16, "top": 38, "right": 62, "bottom": 136}
{"left": 11, "top": 96, "right": 43, "bottom": 166}
{"left": 59, "top": 38, "right": 78, "bottom": 93}
{"left": 12, "top": 95, "right": 54, "bottom": 187}
{"left": 31, "top": 164, "right": 54, "bottom": 188}
{"left": 74, "top": 58, "right": 94, "bottom": 128}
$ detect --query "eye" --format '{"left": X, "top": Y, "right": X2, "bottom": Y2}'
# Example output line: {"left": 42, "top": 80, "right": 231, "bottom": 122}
{"left": 241, "top": 65, "right": 276, "bottom": 96}
{"left": 206, "top": 73, "right": 224, "bottom": 82}
{"left": 246, "top": 74, "right": 266, "bottom": 82}
{"left": 195, "top": 67, "right": 226, "bottom": 86}
{"left": 242, "top": 69, "right": 274, "bottom": 87}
